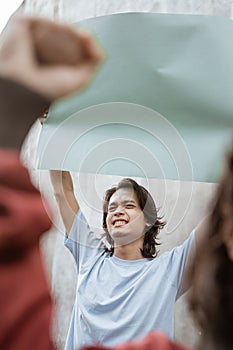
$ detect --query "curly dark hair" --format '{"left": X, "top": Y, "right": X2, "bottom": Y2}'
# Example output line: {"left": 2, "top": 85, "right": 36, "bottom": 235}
{"left": 102, "top": 178, "right": 165, "bottom": 258}
{"left": 189, "top": 145, "right": 233, "bottom": 350}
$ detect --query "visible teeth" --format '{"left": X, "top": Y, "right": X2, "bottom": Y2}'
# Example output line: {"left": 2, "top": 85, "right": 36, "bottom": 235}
{"left": 114, "top": 220, "right": 126, "bottom": 225}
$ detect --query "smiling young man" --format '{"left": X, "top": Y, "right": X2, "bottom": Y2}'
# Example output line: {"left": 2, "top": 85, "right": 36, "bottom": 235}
{"left": 105, "top": 185, "right": 147, "bottom": 260}
{"left": 102, "top": 178, "right": 164, "bottom": 260}
{"left": 50, "top": 173, "right": 205, "bottom": 350}
{"left": 83, "top": 145, "right": 233, "bottom": 350}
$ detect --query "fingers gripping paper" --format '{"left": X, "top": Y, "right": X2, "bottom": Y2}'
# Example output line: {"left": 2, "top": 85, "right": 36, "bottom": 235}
{"left": 37, "top": 13, "right": 233, "bottom": 182}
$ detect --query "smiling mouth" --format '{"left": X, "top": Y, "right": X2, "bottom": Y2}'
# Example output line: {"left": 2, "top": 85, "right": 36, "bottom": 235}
{"left": 113, "top": 220, "right": 128, "bottom": 227}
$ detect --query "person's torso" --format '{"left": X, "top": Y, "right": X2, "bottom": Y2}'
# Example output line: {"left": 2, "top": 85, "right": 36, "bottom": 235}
{"left": 71, "top": 251, "right": 178, "bottom": 349}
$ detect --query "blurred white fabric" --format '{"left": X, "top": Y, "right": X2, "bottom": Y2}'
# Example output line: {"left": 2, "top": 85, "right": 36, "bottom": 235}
{"left": 21, "top": 1, "right": 232, "bottom": 349}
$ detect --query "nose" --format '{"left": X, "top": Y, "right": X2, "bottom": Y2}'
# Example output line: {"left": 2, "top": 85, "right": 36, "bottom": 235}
{"left": 115, "top": 208, "right": 124, "bottom": 216}
{"left": 113, "top": 205, "right": 125, "bottom": 215}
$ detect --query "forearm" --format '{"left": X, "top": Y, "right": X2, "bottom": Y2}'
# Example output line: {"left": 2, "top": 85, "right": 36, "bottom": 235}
{"left": 0, "top": 77, "right": 50, "bottom": 149}
{"left": 50, "top": 170, "right": 79, "bottom": 234}
{"left": 50, "top": 170, "right": 74, "bottom": 195}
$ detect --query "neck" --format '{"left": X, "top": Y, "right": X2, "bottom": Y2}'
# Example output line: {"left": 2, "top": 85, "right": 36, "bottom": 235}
{"left": 114, "top": 238, "right": 144, "bottom": 260}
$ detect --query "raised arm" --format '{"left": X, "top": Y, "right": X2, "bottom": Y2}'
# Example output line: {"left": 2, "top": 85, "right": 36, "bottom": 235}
{"left": 50, "top": 170, "right": 79, "bottom": 235}
{"left": 178, "top": 216, "right": 209, "bottom": 296}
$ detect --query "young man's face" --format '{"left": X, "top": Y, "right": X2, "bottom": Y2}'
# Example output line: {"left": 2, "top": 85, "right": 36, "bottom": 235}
{"left": 106, "top": 187, "right": 147, "bottom": 247}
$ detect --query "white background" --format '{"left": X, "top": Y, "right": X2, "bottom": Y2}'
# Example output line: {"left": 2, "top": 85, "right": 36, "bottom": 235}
{"left": 0, "top": 0, "right": 23, "bottom": 33}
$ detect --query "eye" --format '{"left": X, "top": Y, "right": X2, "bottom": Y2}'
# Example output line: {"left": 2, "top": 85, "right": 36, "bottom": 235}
{"left": 125, "top": 204, "right": 135, "bottom": 209}
{"left": 108, "top": 205, "right": 117, "bottom": 213}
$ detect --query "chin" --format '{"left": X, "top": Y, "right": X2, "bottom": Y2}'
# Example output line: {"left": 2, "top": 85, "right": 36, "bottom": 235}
{"left": 110, "top": 229, "right": 128, "bottom": 241}
{"left": 110, "top": 230, "right": 127, "bottom": 239}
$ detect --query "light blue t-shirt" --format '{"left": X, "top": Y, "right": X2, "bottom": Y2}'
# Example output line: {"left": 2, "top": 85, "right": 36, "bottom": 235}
{"left": 64, "top": 210, "right": 195, "bottom": 350}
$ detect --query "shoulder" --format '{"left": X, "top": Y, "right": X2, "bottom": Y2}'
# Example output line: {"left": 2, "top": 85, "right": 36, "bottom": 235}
{"left": 160, "top": 229, "right": 196, "bottom": 261}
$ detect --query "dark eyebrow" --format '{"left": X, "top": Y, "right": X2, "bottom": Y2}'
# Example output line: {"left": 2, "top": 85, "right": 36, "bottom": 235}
{"left": 108, "top": 200, "right": 136, "bottom": 208}
{"left": 122, "top": 200, "right": 136, "bottom": 205}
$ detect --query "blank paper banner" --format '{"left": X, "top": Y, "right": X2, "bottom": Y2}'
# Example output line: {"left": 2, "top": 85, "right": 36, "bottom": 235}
{"left": 37, "top": 13, "right": 233, "bottom": 182}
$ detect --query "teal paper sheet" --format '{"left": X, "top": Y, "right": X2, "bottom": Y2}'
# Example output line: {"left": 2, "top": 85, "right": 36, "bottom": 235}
{"left": 36, "top": 13, "right": 233, "bottom": 182}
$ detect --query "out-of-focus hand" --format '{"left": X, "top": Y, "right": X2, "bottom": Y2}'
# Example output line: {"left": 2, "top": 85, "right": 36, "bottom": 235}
{"left": 0, "top": 16, "right": 103, "bottom": 101}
